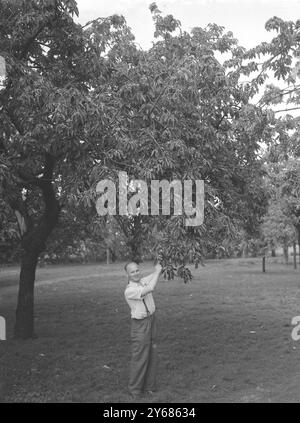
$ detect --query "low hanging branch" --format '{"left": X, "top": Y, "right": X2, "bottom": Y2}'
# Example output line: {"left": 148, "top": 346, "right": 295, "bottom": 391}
{"left": 274, "top": 106, "right": 300, "bottom": 114}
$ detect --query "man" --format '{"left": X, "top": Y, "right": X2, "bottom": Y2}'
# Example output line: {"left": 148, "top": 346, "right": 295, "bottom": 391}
{"left": 124, "top": 261, "right": 162, "bottom": 399}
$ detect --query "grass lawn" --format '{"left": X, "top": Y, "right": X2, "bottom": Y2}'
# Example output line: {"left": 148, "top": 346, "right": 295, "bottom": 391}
{"left": 1, "top": 257, "right": 300, "bottom": 403}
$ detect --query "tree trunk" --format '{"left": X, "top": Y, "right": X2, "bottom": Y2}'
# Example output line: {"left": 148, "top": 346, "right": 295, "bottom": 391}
{"left": 262, "top": 256, "right": 266, "bottom": 273}
{"left": 297, "top": 227, "right": 300, "bottom": 264}
{"left": 283, "top": 244, "right": 289, "bottom": 265}
{"left": 14, "top": 154, "right": 60, "bottom": 339}
{"left": 129, "top": 241, "right": 141, "bottom": 263}
{"left": 293, "top": 241, "right": 297, "bottom": 269}
{"left": 14, "top": 250, "right": 39, "bottom": 338}
{"left": 14, "top": 207, "right": 60, "bottom": 338}
{"left": 106, "top": 248, "right": 110, "bottom": 265}
{"left": 271, "top": 249, "right": 276, "bottom": 257}
{"left": 243, "top": 244, "right": 249, "bottom": 258}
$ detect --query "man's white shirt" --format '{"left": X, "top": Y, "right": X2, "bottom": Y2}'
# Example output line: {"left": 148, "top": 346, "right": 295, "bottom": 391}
{"left": 124, "top": 274, "right": 156, "bottom": 319}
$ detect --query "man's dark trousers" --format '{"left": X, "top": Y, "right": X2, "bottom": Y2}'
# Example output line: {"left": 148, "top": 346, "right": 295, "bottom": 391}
{"left": 128, "top": 313, "right": 157, "bottom": 396}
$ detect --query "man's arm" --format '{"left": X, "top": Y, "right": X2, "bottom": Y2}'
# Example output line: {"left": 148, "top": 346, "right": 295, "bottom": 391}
{"left": 140, "top": 263, "right": 162, "bottom": 297}
{"left": 140, "top": 272, "right": 155, "bottom": 286}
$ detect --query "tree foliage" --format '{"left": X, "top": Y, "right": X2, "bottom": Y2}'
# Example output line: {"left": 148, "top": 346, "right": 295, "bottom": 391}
{"left": 2, "top": 1, "right": 297, "bottom": 337}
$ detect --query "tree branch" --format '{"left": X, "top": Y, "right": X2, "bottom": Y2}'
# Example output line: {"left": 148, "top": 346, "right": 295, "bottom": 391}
{"left": 4, "top": 106, "right": 25, "bottom": 135}
{"left": 274, "top": 106, "right": 300, "bottom": 113}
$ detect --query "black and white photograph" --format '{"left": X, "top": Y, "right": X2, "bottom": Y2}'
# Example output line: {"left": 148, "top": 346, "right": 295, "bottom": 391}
{"left": 1, "top": 0, "right": 300, "bottom": 407}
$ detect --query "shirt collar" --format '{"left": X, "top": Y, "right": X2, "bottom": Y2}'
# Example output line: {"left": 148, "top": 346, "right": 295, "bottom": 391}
{"left": 128, "top": 280, "right": 142, "bottom": 286}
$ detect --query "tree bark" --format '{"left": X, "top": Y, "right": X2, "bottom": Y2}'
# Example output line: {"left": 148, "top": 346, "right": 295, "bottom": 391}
{"left": 283, "top": 244, "right": 289, "bottom": 265}
{"left": 129, "top": 241, "right": 141, "bottom": 263}
{"left": 271, "top": 249, "right": 276, "bottom": 257}
{"left": 14, "top": 154, "right": 60, "bottom": 339}
{"left": 293, "top": 241, "right": 297, "bottom": 269}
{"left": 14, "top": 250, "right": 39, "bottom": 338}
{"left": 243, "top": 244, "right": 249, "bottom": 258}
{"left": 106, "top": 248, "right": 110, "bottom": 265}
{"left": 297, "top": 227, "right": 300, "bottom": 264}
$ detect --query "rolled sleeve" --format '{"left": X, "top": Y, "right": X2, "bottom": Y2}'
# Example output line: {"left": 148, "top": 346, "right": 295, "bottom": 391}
{"left": 140, "top": 273, "right": 154, "bottom": 286}
{"left": 125, "top": 285, "right": 144, "bottom": 300}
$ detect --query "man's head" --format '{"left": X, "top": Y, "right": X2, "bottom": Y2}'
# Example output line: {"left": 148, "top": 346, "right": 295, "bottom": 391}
{"left": 124, "top": 261, "right": 140, "bottom": 283}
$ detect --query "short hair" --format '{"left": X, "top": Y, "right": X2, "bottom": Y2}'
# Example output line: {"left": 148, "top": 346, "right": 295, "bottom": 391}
{"left": 124, "top": 261, "right": 138, "bottom": 272}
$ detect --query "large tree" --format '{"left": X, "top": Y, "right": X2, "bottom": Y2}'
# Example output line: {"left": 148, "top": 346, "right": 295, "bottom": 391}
{"left": 261, "top": 199, "right": 296, "bottom": 264}
{"left": 265, "top": 159, "right": 300, "bottom": 258}
{"left": 87, "top": 3, "right": 269, "bottom": 276}
{"left": 0, "top": 0, "right": 138, "bottom": 338}
{"left": 0, "top": 1, "right": 276, "bottom": 338}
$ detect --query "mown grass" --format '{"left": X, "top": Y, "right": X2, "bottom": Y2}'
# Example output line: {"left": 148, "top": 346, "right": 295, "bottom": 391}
{"left": 1, "top": 257, "right": 300, "bottom": 403}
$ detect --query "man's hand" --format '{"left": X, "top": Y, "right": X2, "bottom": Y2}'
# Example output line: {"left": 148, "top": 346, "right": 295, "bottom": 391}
{"left": 141, "top": 263, "right": 162, "bottom": 296}
{"left": 155, "top": 263, "right": 162, "bottom": 273}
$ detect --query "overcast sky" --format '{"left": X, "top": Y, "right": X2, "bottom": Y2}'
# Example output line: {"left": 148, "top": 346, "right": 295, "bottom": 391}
{"left": 75, "top": 0, "right": 300, "bottom": 49}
